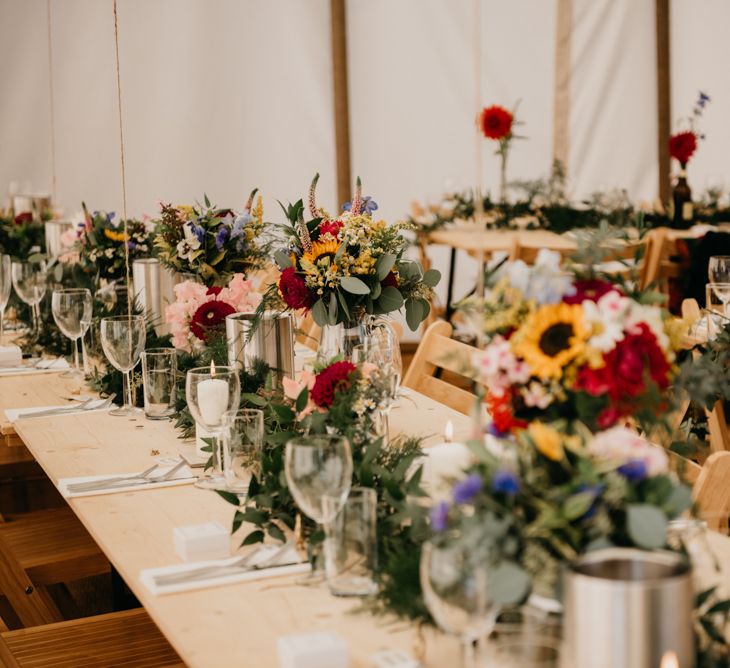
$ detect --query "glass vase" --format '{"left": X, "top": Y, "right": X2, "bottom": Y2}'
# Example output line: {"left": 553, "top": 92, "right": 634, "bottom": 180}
{"left": 317, "top": 320, "right": 367, "bottom": 363}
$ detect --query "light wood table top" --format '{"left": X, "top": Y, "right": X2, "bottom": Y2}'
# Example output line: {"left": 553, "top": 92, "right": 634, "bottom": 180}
{"left": 8, "top": 376, "right": 471, "bottom": 667}
{"left": 428, "top": 228, "right": 577, "bottom": 254}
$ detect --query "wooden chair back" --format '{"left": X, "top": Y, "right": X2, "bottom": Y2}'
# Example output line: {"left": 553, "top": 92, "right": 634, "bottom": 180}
{"left": 693, "top": 451, "right": 730, "bottom": 531}
{"left": 681, "top": 298, "right": 701, "bottom": 322}
{"left": 0, "top": 633, "right": 21, "bottom": 668}
{"left": 707, "top": 400, "right": 730, "bottom": 453}
{"left": 401, "top": 320, "right": 481, "bottom": 415}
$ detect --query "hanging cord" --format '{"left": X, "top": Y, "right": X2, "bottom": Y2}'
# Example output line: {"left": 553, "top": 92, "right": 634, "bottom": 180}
{"left": 46, "top": 0, "right": 57, "bottom": 203}
{"left": 473, "top": 0, "right": 486, "bottom": 313}
{"left": 112, "top": 0, "right": 133, "bottom": 319}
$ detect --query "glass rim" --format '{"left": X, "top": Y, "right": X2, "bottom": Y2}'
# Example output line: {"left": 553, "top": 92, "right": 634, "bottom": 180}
{"left": 100, "top": 314, "right": 145, "bottom": 323}
{"left": 186, "top": 365, "right": 237, "bottom": 376}
{"left": 285, "top": 433, "right": 349, "bottom": 447}
{"left": 11, "top": 258, "right": 46, "bottom": 267}
{"left": 222, "top": 407, "right": 264, "bottom": 419}
{"left": 346, "top": 486, "right": 377, "bottom": 500}
{"left": 52, "top": 287, "right": 92, "bottom": 295}
{"left": 141, "top": 347, "right": 177, "bottom": 356}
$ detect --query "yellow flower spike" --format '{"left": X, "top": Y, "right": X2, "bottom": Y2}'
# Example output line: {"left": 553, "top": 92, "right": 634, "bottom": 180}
{"left": 528, "top": 421, "right": 564, "bottom": 461}
{"left": 252, "top": 195, "right": 264, "bottom": 223}
{"left": 512, "top": 303, "right": 588, "bottom": 380}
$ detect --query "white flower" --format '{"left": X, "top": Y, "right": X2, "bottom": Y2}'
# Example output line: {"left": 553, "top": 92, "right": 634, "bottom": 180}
{"left": 176, "top": 239, "right": 198, "bottom": 260}
{"left": 588, "top": 426, "right": 669, "bottom": 477}
{"left": 522, "top": 380, "right": 553, "bottom": 409}
{"left": 474, "top": 337, "right": 531, "bottom": 395}
{"left": 104, "top": 247, "right": 115, "bottom": 258}
{"left": 582, "top": 292, "right": 630, "bottom": 352}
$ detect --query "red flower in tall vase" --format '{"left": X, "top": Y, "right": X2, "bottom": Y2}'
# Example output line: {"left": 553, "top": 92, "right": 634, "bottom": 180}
{"left": 479, "top": 105, "right": 513, "bottom": 140}
{"left": 669, "top": 131, "right": 697, "bottom": 167}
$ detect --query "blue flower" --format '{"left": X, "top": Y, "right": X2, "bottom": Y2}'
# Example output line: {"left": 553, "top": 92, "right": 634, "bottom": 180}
{"left": 107, "top": 212, "right": 116, "bottom": 223}
{"left": 491, "top": 469, "right": 520, "bottom": 495}
{"left": 126, "top": 241, "right": 137, "bottom": 251}
{"left": 452, "top": 473, "right": 483, "bottom": 505}
{"left": 698, "top": 91, "right": 711, "bottom": 107}
{"left": 342, "top": 195, "right": 378, "bottom": 215}
{"left": 617, "top": 459, "right": 648, "bottom": 483}
{"left": 215, "top": 226, "right": 229, "bottom": 251}
{"left": 430, "top": 501, "right": 450, "bottom": 532}
{"left": 487, "top": 422, "right": 509, "bottom": 439}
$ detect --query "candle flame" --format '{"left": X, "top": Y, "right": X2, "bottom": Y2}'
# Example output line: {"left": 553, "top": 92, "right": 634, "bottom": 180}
{"left": 660, "top": 651, "right": 679, "bottom": 668}
{"left": 210, "top": 360, "right": 216, "bottom": 377}
{"left": 444, "top": 420, "right": 454, "bottom": 443}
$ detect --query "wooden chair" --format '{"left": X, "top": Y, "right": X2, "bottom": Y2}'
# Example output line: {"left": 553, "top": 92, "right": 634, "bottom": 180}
{"left": 0, "top": 608, "right": 183, "bottom": 667}
{"left": 693, "top": 451, "right": 730, "bottom": 532}
{"left": 402, "top": 320, "right": 481, "bottom": 415}
{"left": 0, "top": 509, "right": 109, "bottom": 626}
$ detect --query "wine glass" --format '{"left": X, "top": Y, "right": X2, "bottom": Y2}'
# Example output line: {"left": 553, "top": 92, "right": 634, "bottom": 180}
{"left": 11, "top": 259, "right": 47, "bottom": 337}
{"left": 100, "top": 315, "right": 146, "bottom": 416}
{"left": 709, "top": 283, "right": 730, "bottom": 318}
{"left": 221, "top": 408, "right": 264, "bottom": 494}
{"left": 51, "top": 289, "right": 92, "bottom": 378}
{"left": 0, "top": 255, "right": 10, "bottom": 342}
{"left": 420, "top": 539, "right": 499, "bottom": 668}
{"left": 284, "top": 435, "right": 353, "bottom": 583}
{"left": 186, "top": 364, "right": 241, "bottom": 489}
{"left": 708, "top": 256, "right": 730, "bottom": 284}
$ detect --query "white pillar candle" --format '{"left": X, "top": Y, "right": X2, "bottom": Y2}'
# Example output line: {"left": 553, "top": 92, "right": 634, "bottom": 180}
{"left": 424, "top": 421, "right": 474, "bottom": 501}
{"left": 197, "top": 377, "right": 229, "bottom": 426}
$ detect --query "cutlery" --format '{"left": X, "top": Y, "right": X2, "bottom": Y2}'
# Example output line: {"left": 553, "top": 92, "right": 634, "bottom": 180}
{"left": 154, "top": 542, "right": 295, "bottom": 587}
{"left": 67, "top": 459, "right": 188, "bottom": 493}
{"left": 18, "top": 395, "right": 116, "bottom": 420}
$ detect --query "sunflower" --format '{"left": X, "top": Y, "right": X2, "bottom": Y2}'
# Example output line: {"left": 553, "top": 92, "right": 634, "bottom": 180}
{"left": 302, "top": 239, "right": 340, "bottom": 266}
{"left": 512, "top": 302, "right": 587, "bottom": 380}
{"left": 103, "top": 228, "right": 128, "bottom": 243}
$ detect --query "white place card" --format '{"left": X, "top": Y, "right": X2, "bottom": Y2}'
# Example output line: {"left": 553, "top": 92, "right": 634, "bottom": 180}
{"left": 277, "top": 631, "right": 350, "bottom": 668}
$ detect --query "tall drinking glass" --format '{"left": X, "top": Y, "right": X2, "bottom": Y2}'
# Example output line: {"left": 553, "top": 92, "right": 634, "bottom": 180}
{"left": 0, "top": 255, "right": 11, "bottom": 342}
{"left": 352, "top": 343, "right": 399, "bottom": 442}
{"left": 285, "top": 435, "right": 353, "bottom": 584}
{"left": 100, "top": 315, "right": 146, "bottom": 416}
{"left": 51, "top": 289, "right": 92, "bottom": 377}
{"left": 140, "top": 348, "right": 177, "bottom": 420}
{"left": 11, "top": 259, "right": 47, "bottom": 337}
{"left": 420, "top": 539, "right": 499, "bottom": 668}
{"left": 185, "top": 364, "right": 241, "bottom": 489}
{"left": 708, "top": 282, "right": 730, "bottom": 319}
{"left": 708, "top": 256, "right": 730, "bottom": 284}
{"left": 221, "top": 408, "right": 264, "bottom": 494}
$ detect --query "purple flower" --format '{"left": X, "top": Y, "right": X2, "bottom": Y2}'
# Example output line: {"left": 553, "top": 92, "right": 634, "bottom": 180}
{"left": 617, "top": 459, "right": 648, "bottom": 483}
{"left": 430, "top": 501, "right": 450, "bottom": 532}
{"left": 342, "top": 195, "right": 378, "bottom": 215}
{"left": 452, "top": 473, "right": 483, "bottom": 505}
{"left": 126, "top": 241, "right": 137, "bottom": 251}
{"left": 491, "top": 469, "right": 520, "bottom": 495}
{"left": 187, "top": 222, "right": 205, "bottom": 244}
{"left": 487, "top": 422, "right": 509, "bottom": 439}
{"left": 215, "top": 226, "right": 229, "bottom": 251}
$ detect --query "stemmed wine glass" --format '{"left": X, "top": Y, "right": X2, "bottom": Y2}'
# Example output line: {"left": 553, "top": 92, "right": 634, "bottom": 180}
{"left": 185, "top": 364, "right": 241, "bottom": 489}
{"left": 284, "top": 434, "right": 353, "bottom": 584}
{"left": 100, "top": 315, "right": 146, "bottom": 416}
{"left": 0, "top": 255, "right": 10, "bottom": 342}
{"left": 51, "top": 289, "right": 92, "bottom": 378}
{"left": 708, "top": 256, "right": 730, "bottom": 285}
{"left": 11, "top": 259, "right": 47, "bottom": 338}
{"left": 420, "top": 538, "right": 499, "bottom": 668}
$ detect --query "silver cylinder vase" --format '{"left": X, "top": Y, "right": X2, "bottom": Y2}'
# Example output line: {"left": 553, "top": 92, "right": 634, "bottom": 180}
{"left": 562, "top": 548, "right": 693, "bottom": 668}
{"left": 132, "top": 258, "right": 183, "bottom": 336}
{"left": 44, "top": 220, "right": 74, "bottom": 258}
{"left": 226, "top": 311, "right": 295, "bottom": 387}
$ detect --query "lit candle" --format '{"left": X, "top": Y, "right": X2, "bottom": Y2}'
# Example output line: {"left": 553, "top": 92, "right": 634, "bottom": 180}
{"left": 197, "top": 361, "right": 229, "bottom": 426}
{"left": 425, "top": 421, "right": 473, "bottom": 500}
{"left": 660, "top": 651, "right": 679, "bottom": 668}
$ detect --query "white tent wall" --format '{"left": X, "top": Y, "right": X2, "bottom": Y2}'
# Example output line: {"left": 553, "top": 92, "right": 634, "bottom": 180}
{"left": 0, "top": 0, "right": 336, "bottom": 218}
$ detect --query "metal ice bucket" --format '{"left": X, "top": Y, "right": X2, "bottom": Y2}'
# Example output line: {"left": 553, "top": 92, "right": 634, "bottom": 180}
{"left": 132, "top": 258, "right": 182, "bottom": 335}
{"left": 44, "top": 220, "right": 74, "bottom": 257}
{"left": 562, "top": 548, "right": 693, "bottom": 668}
{"left": 226, "top": 311, "right": 295, "bottom": 387}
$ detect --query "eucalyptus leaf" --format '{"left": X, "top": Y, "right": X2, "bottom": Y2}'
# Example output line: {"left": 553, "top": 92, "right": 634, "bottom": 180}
{"left": 378, "top": 286, "right": 404, "bottom": 313}
{"left": 563, "top": 491, "right": 596, "bottom": 520}
{"left": 376, "top": 253, "right": 397, "bottom": 280}
{"left": 340, "top": 276, "right": 370, "bottom": 295}
{"left": 665, "top": 484, "right": 693, "bottom": 515}
{"left": 488, "top": 561, "right": 530, "bottom": 605}
{"left": 273, "top": 249, "right": 292, "bottom": 269}
{"left": 312, "top": 299, "right": 328, "bottom": 326}
{"left": 328, "top": 291, "right": 338, "bottom": 325}
{"left": 627, "top": 504, "right": 668, "bottom": 549}
{"left": 405, "top": 298, "right": 424, "bottom": 331}
{"left": 423, "top": 268, "right": 442, "bottom": 287}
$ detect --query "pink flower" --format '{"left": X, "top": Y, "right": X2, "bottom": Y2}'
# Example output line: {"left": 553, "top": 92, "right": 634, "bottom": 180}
{"left": 218, "top": 273, "right": 262, "bottom": 313}
{"left": 283, "top": 370, "right": 317, "bottom": 417}
{"left": 588, "top": 427, "right": 668, "bottom": 477}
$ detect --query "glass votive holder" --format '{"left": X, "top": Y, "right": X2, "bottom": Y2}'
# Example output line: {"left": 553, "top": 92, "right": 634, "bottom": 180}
{"left": 141, "top": 348, "right": 177, "bottom": 420}
{"left": 324, "top": 486, "right": 378, "bottom": 597}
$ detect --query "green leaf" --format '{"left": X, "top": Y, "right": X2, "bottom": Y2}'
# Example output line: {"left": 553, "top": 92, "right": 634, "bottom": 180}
{"left": 563, "top": 491, "right": 596, "bottom": 520}
{"left": 312, "top": 299, "right": 328, "bottom": 326}
{"left": 274, "top": 250, "right": 292, "bottom": 269}
{"left": 707, "top": 599, "right": 730, "bottom": 615}
{"left": 696, "top": 587, "right": 717, "bottom": 609}
{"left": 215, "top": 489, "right": 241, "bottom": 506}
{"left": 272, "top": 404, "right": 295, "bottom": 422}
{"left": 53, "top": 263, "right": 64, "bottom": 282}
{"left": 241, "top": 392, "right": 267, "bottom": 407}
{"left": 268, "top": 524, "right": 286, "bottom": 543}
{"left": 328, "top": 291, "right": 338, "bottom": 325}
{"left": 488, "top": 561, "right": 530, "bottom": 605}
{"left": 295, "top": 387, "right": 309, "bottom": 413}
{"left": 340, "top": 276, "right": 370, "bottom": 295}
{"left": 241, "top": 530, "right": 265, "bottom": 546}
{"left": 627, "top": 504, "right": 668, "bottom": 549}
{"left": 665, "top": 484, "right": 693, "bottom": 516}
{"left": 405, "top": 298, "right": 424, "bottom": 331}
{"left": 204, "top": 193, "right": 211, "bottom": 208}
{"left": 376, "top": 253, "right": 397, "bottom": 280}
{"left": 336, "top": 289, "right": 351, "bottom": 320}
{"left": 423, "top": 268, "right": 441, "bottom": 287}
{"left": 377, "top": 286, "right": 404, "bottom": 313}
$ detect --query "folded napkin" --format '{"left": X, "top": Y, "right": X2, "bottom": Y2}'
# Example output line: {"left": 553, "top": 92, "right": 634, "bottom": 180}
{"left": 58, "top": 462, "right": 196, "bottom": 498}
{"left": 140, "top": 542, "right": 309, "bottom": 595}
{"left": 4, "top": 398, "right": 110, "bottom": 423}
{"left": 0, "top": 345, "right": 22, "bottom": 368}
{"left": 0, "top": 357, "right": 70, "bottom": 375}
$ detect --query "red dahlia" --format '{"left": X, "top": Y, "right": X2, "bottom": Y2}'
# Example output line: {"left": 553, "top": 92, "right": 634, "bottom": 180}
{"left": 669, "top": 131, "right": 697, "bottom": 166}
{"left": 190, "top": 299, "right": 236, "bottom": 341}
{"left": 14, "top": 211, "right": 33, "bottom": 225}
{"left": 311, "top": 361, "right": 357, "bottom": 408}
{"left": 479, "top": 105, "right": 513, "bottom": 140}
{"left": 563, "top": 279, "right": 621, "bottom": 305}
{"left": 319, "top": 219, "right": 343, "bottom": 238}
{"left": 279, "top": 267, "right": 314, "bottom": 310}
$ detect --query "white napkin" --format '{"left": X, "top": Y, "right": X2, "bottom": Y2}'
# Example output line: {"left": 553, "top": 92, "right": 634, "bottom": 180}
{"left": 0, "top": 357, "right": 70, "bottom": 375}
{"left": 58, "top": 462, "right": 196, "bottom": 498}
{"left": 0, "top": 345, "right": 22, "bottom": 368}
{"left": 140, "top": 542, "right": 309, "bottom": 595}
{"left": 4, "top": 399, "right": 111, "bottom": 423}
